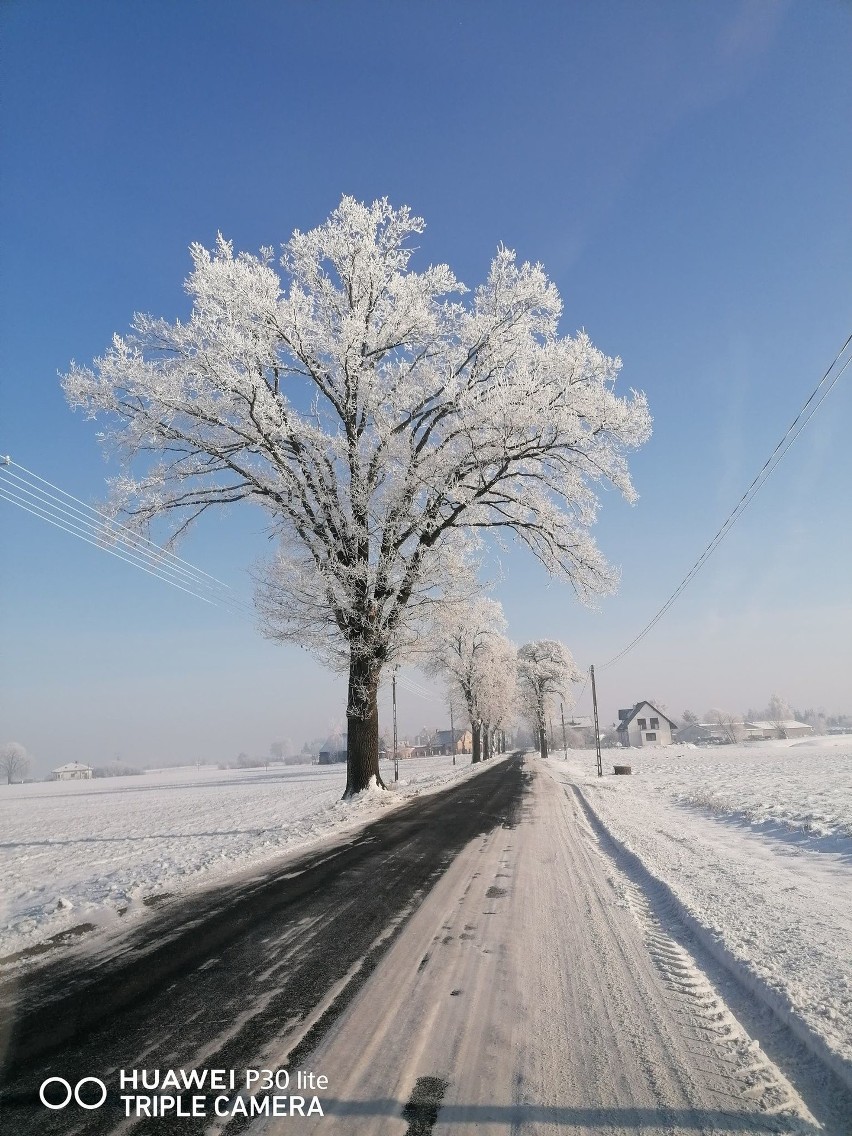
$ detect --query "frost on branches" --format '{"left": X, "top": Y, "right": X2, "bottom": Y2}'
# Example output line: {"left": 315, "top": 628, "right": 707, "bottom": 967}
{"left": 423, "top": 597, "right": 517, "bottom": 763}
{"left": 63, "top": 196, "right": 651, "bottom": 796}
{"left": 517, "top": 641, "right": 582, "bottom": 760}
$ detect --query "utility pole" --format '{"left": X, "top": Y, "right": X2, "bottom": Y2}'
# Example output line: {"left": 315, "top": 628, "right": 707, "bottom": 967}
{"left": 590, "top": 665, "right": 603, "bottom": 777}
{"left": 560, "top": 701, "right": 568, "bottom": 761}
{"left": 449, "top": 701, "right": 456, "bottom": 765}
{"left": 392, "top": 667, "right": 399, "bottom": 783}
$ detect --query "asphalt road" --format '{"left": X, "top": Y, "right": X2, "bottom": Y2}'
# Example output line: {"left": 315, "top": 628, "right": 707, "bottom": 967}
{"left": 0, "top": 755, "right": 527, "bottom": 1135}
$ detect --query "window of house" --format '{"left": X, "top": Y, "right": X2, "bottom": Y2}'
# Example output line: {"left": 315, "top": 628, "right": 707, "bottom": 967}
{"left": 646, "top": 732, "right": 656, "bottom": 741}
{"left": 637, "top": 718, "right": 646, "bottom": 729}
{"left": 650, "top": 717, "right": 659, "bottom": 729}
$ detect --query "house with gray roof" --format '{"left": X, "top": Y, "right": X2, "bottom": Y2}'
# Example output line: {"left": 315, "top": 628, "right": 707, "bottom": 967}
{"left": 616, "top": 702, "right": 678, "bottom": 747}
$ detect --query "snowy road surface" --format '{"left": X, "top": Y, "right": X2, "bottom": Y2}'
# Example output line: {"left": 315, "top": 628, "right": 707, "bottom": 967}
{"left": 256, "top": 757, "right": 849, "bottom": 1136}
{"left": 0, "top": 754, "right": 526, "bottom": 1133}
{"left": 557, "top": 742, "right": 852, "bottom": 1094}
{"left": 2, "top": 754, "right": 850, "bottom": 1135}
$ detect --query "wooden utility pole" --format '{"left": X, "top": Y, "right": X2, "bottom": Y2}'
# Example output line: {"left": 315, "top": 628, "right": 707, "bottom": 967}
{"left": 560, "top": 701, "right": 568, "bottom": 761}
{"left": 392, "top": 667, "right": 399, "bottom": 783}
{"left": 590, "top": 665, "right": 603, "bottom": 777}
{"left": 450, "top": 701, "right": 456, "bottom": 765}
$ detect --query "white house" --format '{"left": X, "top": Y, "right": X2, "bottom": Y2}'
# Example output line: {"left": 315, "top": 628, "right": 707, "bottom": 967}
{"left": 52, "top": 762, "right": 93, "bottom": 780}
{"left": 616, "top": 702, "right": 678, "bottom": 747}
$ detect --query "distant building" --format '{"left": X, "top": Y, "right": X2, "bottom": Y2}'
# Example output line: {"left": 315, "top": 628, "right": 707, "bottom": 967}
{"left": 318, "top": 733, "right": 347, "bottom": 765}
{"left": 52, "top": 762, "right": 93, "bottom": 781}
{"left": 746, "top": 720, "right": 814, "bottom": 741}
{"left": 676, "top": 721, "right": 730, "bottom": 745}
{"left": 616, "top": 703, "right": 678, "bottom": 747}
{"left": 434, "top": 728, "right": 473, "bottom": 754}
{"left": 564, "top": 715, "right": 592, "bottom": 730}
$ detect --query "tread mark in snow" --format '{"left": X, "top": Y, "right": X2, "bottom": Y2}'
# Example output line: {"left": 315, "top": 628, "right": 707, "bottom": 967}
{"left": 568, "top": 783, "right": 820, "bottom": 1128}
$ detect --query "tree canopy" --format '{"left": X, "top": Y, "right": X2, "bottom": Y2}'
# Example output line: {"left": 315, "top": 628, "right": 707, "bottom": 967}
{"left": 65, "top": 196, "right": 651, "bottom": 794}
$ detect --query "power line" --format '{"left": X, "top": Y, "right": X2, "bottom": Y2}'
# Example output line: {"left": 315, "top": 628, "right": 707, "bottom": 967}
{"left": 0, "top": 457, "right": 470, "bottom": 687}
{"left": 396, "top": 673, "right": 438, "bottom": 702}
{"left": 572, "top": 670, "right": 590, "bottom": 709}
{"left": 599, "top": 329, "right": 852, "bottom": 671}
{"left": 0, "top": 457, "right": 255, "bottom": 618}
{"left": 0, "top": 471, "right": 232, "bottom": 602}
{"left": 5, "top": 458, "right": 233, "bottom": 592}
{"left": 0, "top": 483, "right": 219, "bottom": 607}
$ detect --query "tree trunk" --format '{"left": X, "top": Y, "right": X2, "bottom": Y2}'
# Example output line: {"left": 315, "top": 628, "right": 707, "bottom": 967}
{"left": 344, "top": 657, "right": 385, "bottom": 798}
{"left": 471, "top": 720, "right": 482, "bottom": 763}
{"left": 539, "top": 724, "right": 548, "bottom": 760}
{"left": 483, "top": 723, "right": 491, "bottom": 760}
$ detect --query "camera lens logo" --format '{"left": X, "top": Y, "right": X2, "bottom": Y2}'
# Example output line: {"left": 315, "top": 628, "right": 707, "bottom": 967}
{"left": 40, "top": 1077, "right": 107, "bottom": 1110}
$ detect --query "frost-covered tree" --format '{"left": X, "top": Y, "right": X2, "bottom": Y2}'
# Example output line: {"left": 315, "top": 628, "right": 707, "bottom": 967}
{"left": 475, "top": 634, "right": 518, "bottom": 760}
{"left": 794, "top": 708, "right": 826, "bottom": 735}
{"left": 517, "top": 640, "right": 581, "bottom": 759}
{"left": 765, "top": 693, "right": 794, "bottom": 736}
{"left": 423, "top": 597, "right": 510, "bottom": 763}
{"left": 64, "top": 196, "right": 651, "bottom": 796}
{"left": 0, "top": 742, "right": 30, "bottom": 785}
{"left": 705, "top": 708, "right": 744, "bottom": 744}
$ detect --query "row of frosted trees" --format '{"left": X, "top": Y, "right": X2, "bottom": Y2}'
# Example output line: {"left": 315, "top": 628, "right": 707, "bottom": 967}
{"left": 422, "top": 597, "right": 581, "bottom": 763}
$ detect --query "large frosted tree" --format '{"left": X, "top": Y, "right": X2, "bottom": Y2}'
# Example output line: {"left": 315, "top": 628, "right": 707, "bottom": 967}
{"left": 64, "top": 196, "right": 651, "bottom": 796}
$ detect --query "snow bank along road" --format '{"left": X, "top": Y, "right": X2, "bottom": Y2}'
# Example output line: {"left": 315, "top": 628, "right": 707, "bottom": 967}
{"left": 3, "top": 754, "right": 851, "bottom": 1135}
{"left": 0, "top": 754, "right": 526, "bottom": 1133}
{"left": 556, "top": 741, "right": 852, "bottom": 1099}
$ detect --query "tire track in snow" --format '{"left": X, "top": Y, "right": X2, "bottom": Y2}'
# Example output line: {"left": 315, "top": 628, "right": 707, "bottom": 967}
{"left": 566, "top": 778, "right": 852, "bottom": 1135}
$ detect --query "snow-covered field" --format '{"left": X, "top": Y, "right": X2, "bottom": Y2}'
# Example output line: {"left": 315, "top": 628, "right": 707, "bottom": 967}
{"left": 553, "top": 736, "right": 852, "bottom": 1091}
{"left": 3, "top": 737, "right": 851, "bottom": 1106}
{"left": 0, "top": 755, "right": 492, "bottom": 965}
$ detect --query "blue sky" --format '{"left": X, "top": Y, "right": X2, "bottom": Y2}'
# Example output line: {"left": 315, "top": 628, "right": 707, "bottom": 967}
{"left": 2, "top": 0, "right": 850, "bottom": 772}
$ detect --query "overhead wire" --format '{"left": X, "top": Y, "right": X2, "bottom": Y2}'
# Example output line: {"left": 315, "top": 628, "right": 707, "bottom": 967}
{"left": 4, "top": 459, "right": 234, "bottom": 592}
{"left": 0, "top": 472, "right": 231, "bottom": 604}
{"left": 1, "top": 457, "right": 459, "bottom": 698}
{"left": 598, "top": 329, "right": 852, "bottom": 671}
{"left": 397, "top": 674, "right": 438, "bottom": 701}
{"left": 0, "top": 457, "right": 255, "bottom": 618}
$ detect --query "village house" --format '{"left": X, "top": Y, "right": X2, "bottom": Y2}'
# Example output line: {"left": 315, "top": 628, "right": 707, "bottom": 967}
{"left": 616, "top": 702, "right": 678, "bottom": 747}
{"left": 434, "top": 728, "right": 474, "bottom": 754}
{"left": 52, "top": 762, "right": 93, "bottom": 780}
{"left": 317, "top": 733, "right": 347, "bottom": 765}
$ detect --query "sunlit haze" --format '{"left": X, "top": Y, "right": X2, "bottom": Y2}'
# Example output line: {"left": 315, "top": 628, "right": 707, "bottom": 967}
{"left": 2, "top": 1, "right": 850, "bottom": 775}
